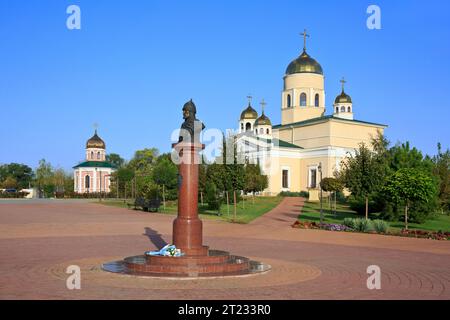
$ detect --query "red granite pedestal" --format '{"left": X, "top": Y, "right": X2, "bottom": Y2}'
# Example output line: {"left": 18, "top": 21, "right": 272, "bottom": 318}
{"left": 103, "top": 142, "right": 269, "bottom": 278}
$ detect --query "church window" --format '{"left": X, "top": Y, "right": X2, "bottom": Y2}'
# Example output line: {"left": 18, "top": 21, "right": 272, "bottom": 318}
{"left": 300, "top": 93, "right": 307, "bottom": 106}
{"left": 266, "top": 128, "right": 270, "bottom": 134}
{"left": 341, "top": 106, "right": 346, "bottom": 112}
{"left": 315, "top": 94, "right": 319, "bottom": 107}
{"left": 309, "top": 169, "right": 317, "bottom": 188}
{"left": 287, "top": 94, "right": 291, "bottom": 108}
{"left": 85, "top": 175, "right": 90, "bottom": 190}
{"left": 245, "top": 122, "right": 251, "bottom": 131}
{"left": 282, "top": 170, "right": 289, "bottom": 189}
{"left": 90, "top": 151, "right": 94, "bottom": 159}
{"left": 97, "top": 152, "right": 100, "bottom": 160}
{"left": 348, "top": 106, "right": 351, "bottom": 112}
{"left": 241, "top": 123, "right": 244, "bottom": 131}
{"left": 336, "top": 107, "right": 339, "bottom": 113}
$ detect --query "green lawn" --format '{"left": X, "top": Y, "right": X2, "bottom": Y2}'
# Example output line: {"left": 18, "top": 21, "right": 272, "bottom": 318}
{"left": 98, "top": 196, "right": 283, "bottom": 224}
{"left": 299, "top": 200, "right": 450, "bottom": 232}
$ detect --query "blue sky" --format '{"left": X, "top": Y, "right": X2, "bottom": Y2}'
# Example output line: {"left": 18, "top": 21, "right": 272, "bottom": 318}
{"left": 0, "top": 0, "right": 449, "bottom": 171}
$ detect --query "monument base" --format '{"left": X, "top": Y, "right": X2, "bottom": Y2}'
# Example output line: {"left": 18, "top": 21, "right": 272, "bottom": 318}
{"left": 102, "top": 249, "right": 270, "bottom": 278}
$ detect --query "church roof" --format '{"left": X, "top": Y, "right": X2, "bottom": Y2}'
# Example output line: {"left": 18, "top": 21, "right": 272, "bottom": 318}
{"left": 73, "top": 161, "right": 117, "bottom": 169}
{"left": 334, "top": 91, "right": 352, "bottom": 104}
{"left": 240, "top": 104, "right": 258, "bottom": 120}
{"left": 286, "top": 50, "right": 323, "bottom": 75}
{"left": 86, "top": 130, "right": 106, "bottom": 149}
{"left": 272, "top": 115, "right": 387, "bottom": 130}
{"left": 254, "top": 137, "right": 303, "bottom": 149}
{"left": 255, "top": 112, "right": 272, "bottom": 126}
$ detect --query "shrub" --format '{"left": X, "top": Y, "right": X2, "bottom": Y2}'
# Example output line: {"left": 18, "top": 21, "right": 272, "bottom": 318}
{"left": 205, "top": 181, "right": 221, "bottom": 211}
{"left": 343, "top": 218, "right": 357, "bottom": 230}
{"left": 279, "top": 191, "right": 309, "bottom": 198}
{"left": 354, "top": 218, "right": 374, "bottom": 232}
{"left": 373, "top": 219, "right": 389, "bottom": 233}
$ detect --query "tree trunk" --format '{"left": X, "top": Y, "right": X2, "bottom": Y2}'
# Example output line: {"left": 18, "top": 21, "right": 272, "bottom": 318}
{"left": 404, "top": 204, "right": 409, "bottom": 231}
{"left": 226, "top": 191, "right": 230, "bottom": 216}
{"left": 117, "top": 177, "right": 119, "bottom": 199}
{"left": 162, "top": 184, "right": 166, "bottom": 210}
{"left": 253, "top": 193, "right": 255, "bottom": 205}
{"left": 233, "top": 190, "right": 237, "bottom": 222}
{"left": 242, "top": 193, "right": 245, "bottom": 209}
{"left": 334, "top": 192, "right": 337, "bottom": 215}
{"left": 200, "top": 191, "right": 203, "bottom": 206}
{"left": 365, "top": 196, "right": 369, "bottom": 220}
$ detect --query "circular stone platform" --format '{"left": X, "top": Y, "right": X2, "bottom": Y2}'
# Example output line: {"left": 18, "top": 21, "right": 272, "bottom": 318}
{"left": 102, "top": 249, "right": 271, "bottom": 278}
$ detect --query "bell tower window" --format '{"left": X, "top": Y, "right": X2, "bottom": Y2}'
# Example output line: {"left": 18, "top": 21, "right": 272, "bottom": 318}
{"left": 245, "top": 122, "right": 251, "bottom": 131}
{"left": 348, "top": 106, "right": 351, "bottom": 112}
{"left": 287, "top": 94, "right": 291, "bottom": 108}
{"left": 85, "top": 175, "right": 90, "bottom": 190}
{"left": 314, "top": 94, "right": 319, "bottom": 107}
{"left": 300, "top": 93, "right": 307, "bottom": 107}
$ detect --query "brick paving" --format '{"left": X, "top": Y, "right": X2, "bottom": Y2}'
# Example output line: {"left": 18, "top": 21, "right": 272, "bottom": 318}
{"left": 0, "top": 198, "right": 449, "bottom": 299}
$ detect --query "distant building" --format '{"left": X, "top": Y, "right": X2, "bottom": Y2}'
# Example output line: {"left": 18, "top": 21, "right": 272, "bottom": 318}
{"left": 73, "top": 130, "right": 116, "bottom": 193}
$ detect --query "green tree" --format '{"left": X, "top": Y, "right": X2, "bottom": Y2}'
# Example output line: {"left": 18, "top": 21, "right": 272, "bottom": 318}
{"left": 152, "top": 154, "right": 178, "bottom": 206}
{"left": 35, "top": 159, "right": 54, "bottom": 197}
{"left": 340, "top": 143, "right": 385, "bottom": 219}
{"left": 244, "top": 163, "right": 268, "bottom": 203}
{"left": 320, "top": 177, "right": 343, "bottom": 214}
{"left": 0, "top": 163, "right": 33, "bottom": 189}
{"left": 1, "top": 176, "right": 18, "bottom": 189}
{"left": 432, "top": 143, "right": 450, "bottom": 213}
{"left": 106, "top": 153, "right": 125, "bottom": 168}
{"left": 383, "top": 168, "right": 436, "bottom": 230}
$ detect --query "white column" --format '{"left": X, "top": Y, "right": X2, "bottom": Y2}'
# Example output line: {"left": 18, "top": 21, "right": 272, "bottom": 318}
{"left": 309, "top": 88, "right": 314, "bottom": 106}
{"left": 78, "top": 170, "right": 82, "bottom": 193}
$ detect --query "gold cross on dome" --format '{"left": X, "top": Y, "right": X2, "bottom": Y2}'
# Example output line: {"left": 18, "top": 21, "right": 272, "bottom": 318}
{"left": 260, "top": 99, "right": 267, "bottom": 113}
{"left": 340, "top": 77, "right": 347, "bottom": 92}
{"left": 246, "top": 95, "right": 253, "bottom": 105}
{"left": 300, "top": 29, "right": 310, "bottom": 51}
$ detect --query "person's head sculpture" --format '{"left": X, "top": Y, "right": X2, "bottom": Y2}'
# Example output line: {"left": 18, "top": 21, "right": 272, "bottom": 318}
{"left": 179, "top": 99, "right": 204, "bottom": 143}
{"left": 183, "top": 99, "right": 197, "bottom": 120}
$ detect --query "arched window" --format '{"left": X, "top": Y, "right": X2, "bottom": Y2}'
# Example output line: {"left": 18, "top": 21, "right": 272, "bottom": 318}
{"left": 341, "top": 106, "right": 346, "bottom": 112}
{"left": 85, "top": 175, "right": 90, "bottom": 190}
{"left": 97, "top": 152, "right": 100, "bottom": 160}
{"left": 90, "top": 151, "right": 94, "bottom": 159}
{"left": 314, "top": 94, "right": 319, "bottom": 107}
{"left": 300, "top": 93, "right": 307, "bottom": 106}
{"left": 266, "top": 128, "right": 270, "bottom": 134}
{"left": 245, "top": 122, "right": 251, "bottom": 131}
{"left": 336, "top": 107, "right": 339, "bottom": 113}
{"left": 241, "top": 123, "right": 244, "bottom": 130}
{"left": 348, "top": 106, "right": 351, "bottom": 112}
{"left": 287, "top": 94, "right": 291, "bottom": 108}
{"left": 255, "top": 129, "right": 257, "bottom": 134}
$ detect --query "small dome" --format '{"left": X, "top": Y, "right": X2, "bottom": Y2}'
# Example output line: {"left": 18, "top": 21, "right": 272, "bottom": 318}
{"left": 286, "top": 50, "right": 323, "bottom": 75}
{"left": 86, "top": 130, "right": 106, "bottom": 149}
{"left": 240, "top": 104, "right": 258, "bottom": 120}
{"left": 334, "top": 91, "right": 352, "bottom": 104}
{"left": 255, "top": 112, "right": 272, "bottom": 126}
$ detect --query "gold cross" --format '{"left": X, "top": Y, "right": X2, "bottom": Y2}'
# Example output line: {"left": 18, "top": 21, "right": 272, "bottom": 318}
{"left": 300, "top": 29, "right": 310, "bottom": 51}
{"left": 246, "top": 95, "right": 253, "bottom": 105}
{"left": 260, "top": 99, "right": 267, "bottom": 113}
{"left": 340, "top": 77, "right": 347, "bottom": 92}
{"left": 93, "top": 123, "right": 99, "bottom": 133}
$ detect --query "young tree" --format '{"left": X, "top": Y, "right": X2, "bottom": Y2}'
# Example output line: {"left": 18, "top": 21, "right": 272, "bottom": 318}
{"left": 320, "top": 177, "right": 343, "bottom": 214}
{"left": 340, "top": 143, "right": 384, "bottom": 219}
{"left": 383, "top": 168, "right": 436, "bottom": 230}
{"left": 244, "top": 163, "right": 268, "bottom": 203}
{"left": 432, "top": 143, "right": 450, "bottom": 213}
{"left": 152, "top": 155, "right": 178, "bottom": 208}
{"left": 35, "top": 159, "right": 54, "bottom": 197}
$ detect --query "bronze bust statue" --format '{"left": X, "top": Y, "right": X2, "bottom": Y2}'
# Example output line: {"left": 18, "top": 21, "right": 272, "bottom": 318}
{"left": 179, "top": 99, "right": 205, "bottom": 143}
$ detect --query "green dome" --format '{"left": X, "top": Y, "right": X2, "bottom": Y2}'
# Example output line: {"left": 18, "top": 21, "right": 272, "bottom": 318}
{"left": 255, "top": 113, "right": 272, "bottom": 126}
{"left": 334, "top": 91, "right": 352, "bottom": 104}
{"left": 240, "top": 104, "right": 258, "bottom": 120}
{"left": 286, "top": 50, "right": 323, "bottom": 75}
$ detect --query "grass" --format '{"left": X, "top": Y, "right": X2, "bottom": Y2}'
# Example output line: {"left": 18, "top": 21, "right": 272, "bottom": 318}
{"left": 98, "top": 196, "right": 283, "bottom": 224}
{"left": 298, "top": 200, "right": 450, "bottom": 232}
